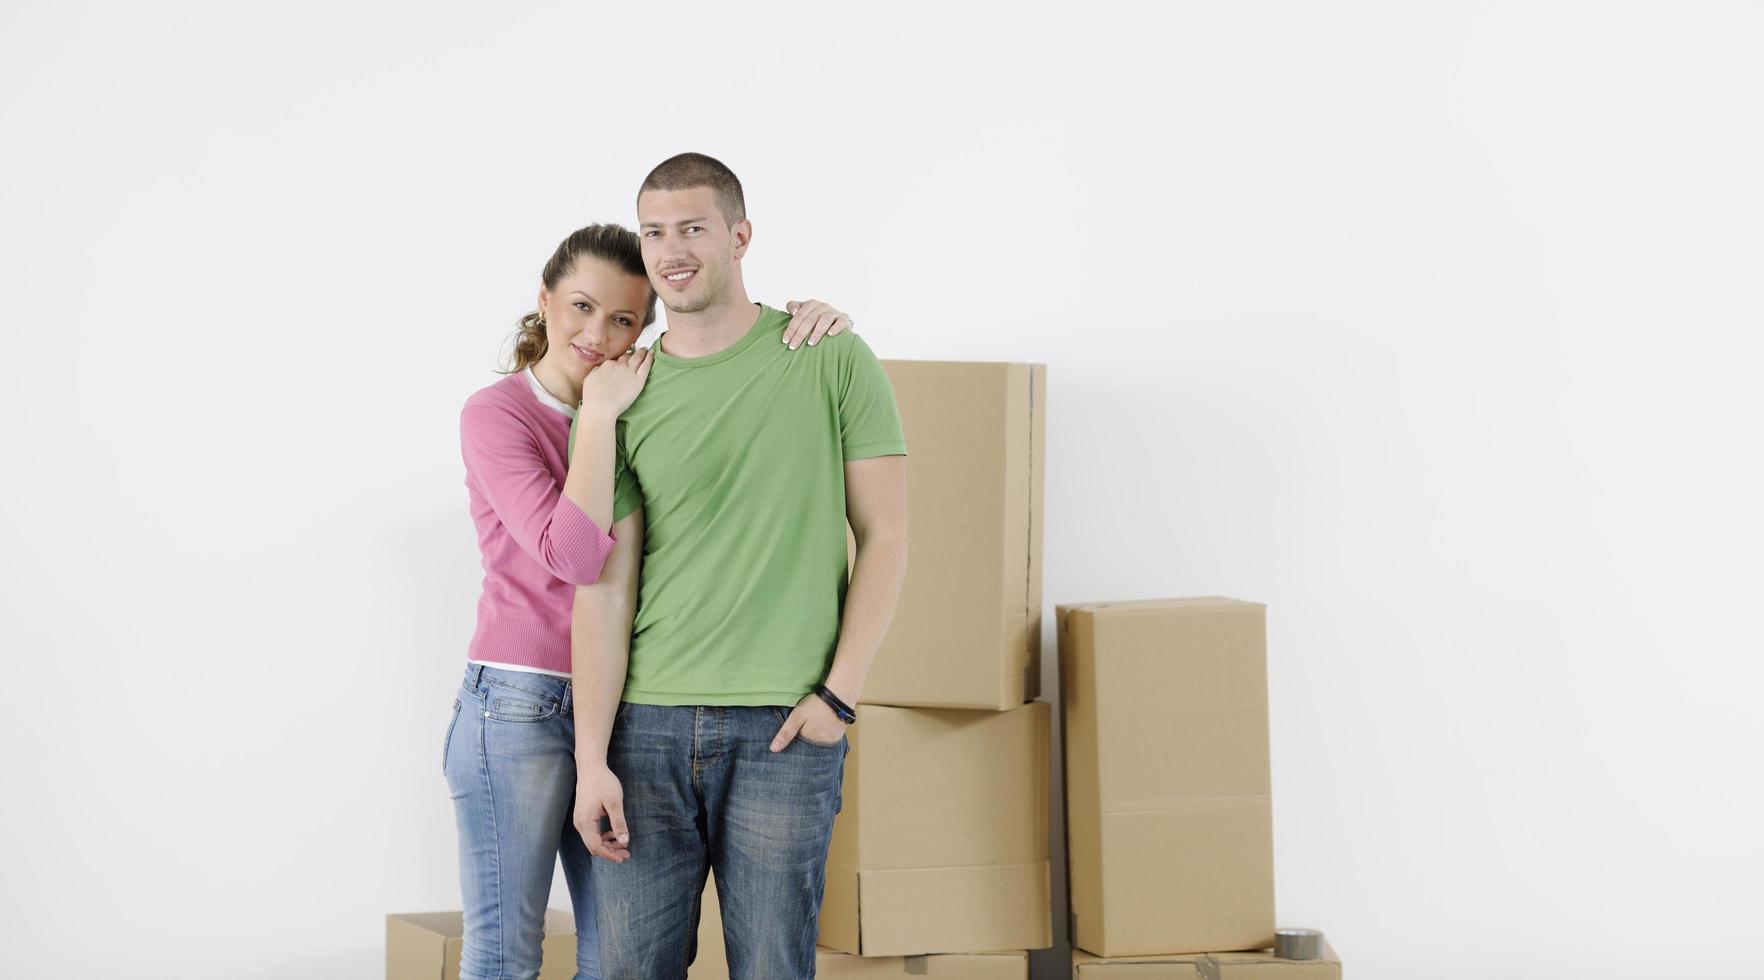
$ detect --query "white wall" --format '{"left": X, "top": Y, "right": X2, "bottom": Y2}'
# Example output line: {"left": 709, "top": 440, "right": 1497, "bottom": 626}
{"left": 3, "top": 2, "right": 1761, "bottom": 978}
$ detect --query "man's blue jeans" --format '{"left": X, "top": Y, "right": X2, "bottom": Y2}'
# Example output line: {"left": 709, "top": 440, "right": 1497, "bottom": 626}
{"left": 444, "top": 663, "right": 601, "bottom": 980}
{"left": 591, "top": 701, "right": 848, "bottom": 980}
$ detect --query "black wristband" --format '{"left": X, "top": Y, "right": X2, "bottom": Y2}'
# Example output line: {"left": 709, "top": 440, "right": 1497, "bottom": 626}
{"left": 815, "top": 684, "right": 857, "bottom": 724}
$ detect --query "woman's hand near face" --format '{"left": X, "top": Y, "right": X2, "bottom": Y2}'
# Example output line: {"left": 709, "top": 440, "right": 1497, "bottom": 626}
{"left": 578, "top": 347, "right": 654, "bottom": 423}
{"left": 782, "top": 299, "right": 854, "bottom": 351}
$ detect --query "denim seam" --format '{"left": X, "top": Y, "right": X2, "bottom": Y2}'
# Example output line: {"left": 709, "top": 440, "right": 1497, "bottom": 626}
{"left": 442, "top": 699, "right": 462, "bottom": 775}
{"left": 690, "top": 707, "right": 705, "bottom": 785}
{"left": 475, "top": 693, "right": 505, "bottom": 978}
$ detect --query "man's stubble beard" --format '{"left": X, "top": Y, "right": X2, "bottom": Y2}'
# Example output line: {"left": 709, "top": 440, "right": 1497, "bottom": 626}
{"left": 657, "top": 262, "right": 727, "bottom": 315}
{"left": 661, "top": 292, "right": 711, "bottom": 314}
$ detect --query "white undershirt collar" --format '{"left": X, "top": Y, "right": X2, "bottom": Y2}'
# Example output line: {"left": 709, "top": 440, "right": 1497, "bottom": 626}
{"left": 524, "top": 365, "right": 577, "bottom": 420}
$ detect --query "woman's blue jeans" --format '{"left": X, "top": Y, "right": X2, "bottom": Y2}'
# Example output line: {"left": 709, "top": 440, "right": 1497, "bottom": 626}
{"left": 444, "top": 663, "right": 600, "bottom": 980}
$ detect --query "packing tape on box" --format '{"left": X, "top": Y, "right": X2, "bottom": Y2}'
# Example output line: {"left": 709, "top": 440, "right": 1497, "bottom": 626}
{"left": 1274, "top": 928, "right": 1324, "bottom": 960}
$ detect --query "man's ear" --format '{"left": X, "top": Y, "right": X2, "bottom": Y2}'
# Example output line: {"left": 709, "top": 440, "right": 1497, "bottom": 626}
{"left": 731, "top": 218, "right": 753, "bottom": 260}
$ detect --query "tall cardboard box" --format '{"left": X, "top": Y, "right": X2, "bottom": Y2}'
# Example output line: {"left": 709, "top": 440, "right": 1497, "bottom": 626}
{"left": 692, "top": 878, "right": 1028, "bottom": 978}
{"left": 386, "top": 910, "right": 576, "bottom": 980}
{"left": 1058, "top": 598, "right": 1275, "bottom": 956}
{"left": 819, "top": 702, "right": 1053, "bottom": 956}
{"left": 865, "top": 361, "right": 1045, "bottom": 711}
{"left": 1070, "top": 942, "right": 1340, "bottom": 979}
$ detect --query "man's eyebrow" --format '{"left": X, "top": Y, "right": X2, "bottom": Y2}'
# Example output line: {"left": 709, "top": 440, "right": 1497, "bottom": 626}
{"left": 569, "top": 290, "right": 639, "bottom": 317}
{"left": 639, "top": 217, "right": 712, "bottom": 229}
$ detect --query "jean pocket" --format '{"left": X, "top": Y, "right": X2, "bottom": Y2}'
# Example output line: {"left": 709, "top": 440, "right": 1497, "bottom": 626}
{"left": 442, "top": 698, "right": 462, "bottom": 775}
{"left": 484, "top": 684, "right": 561, "bottom": 723}
{"left": 769, "top": 705, "right": 844, "bottom": 749}
{"left": 797, "top": 731, "right": 846, "bottom": 749}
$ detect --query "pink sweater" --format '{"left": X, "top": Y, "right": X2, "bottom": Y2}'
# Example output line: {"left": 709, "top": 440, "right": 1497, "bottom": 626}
{"left": 459, "top": 368, "right": 617, "bottom": 675}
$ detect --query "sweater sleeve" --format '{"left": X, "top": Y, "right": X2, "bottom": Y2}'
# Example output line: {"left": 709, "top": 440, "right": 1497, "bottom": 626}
{"left": 460, "top": 402, "right": 617, "bottom": 586}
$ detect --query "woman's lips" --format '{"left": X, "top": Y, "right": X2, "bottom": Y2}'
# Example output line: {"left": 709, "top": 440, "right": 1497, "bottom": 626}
{"left": 570, "top": 344, "right": 605, "bottom": 364}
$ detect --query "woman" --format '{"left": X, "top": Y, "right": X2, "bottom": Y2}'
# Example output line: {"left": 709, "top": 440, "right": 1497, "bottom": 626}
{"left": 444, "top": 223, "right": 850, "bottom": 980}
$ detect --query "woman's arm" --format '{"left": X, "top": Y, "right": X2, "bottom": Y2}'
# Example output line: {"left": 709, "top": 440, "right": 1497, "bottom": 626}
{"left": 566, "top": 406, "right": 621, "bottom": 533}
{"left": 571, "top": 347, "right": 653, "bottom": 530}
{"left": 572, "top": 509, "right": 644, "bottom": 863}
{"left": 460, "top": 402, "right": 615, "bottom": 585}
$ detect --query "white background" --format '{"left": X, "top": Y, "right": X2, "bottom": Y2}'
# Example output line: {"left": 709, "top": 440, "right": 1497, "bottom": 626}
{"left": 3, "top": 2, "right": 1761, "bottom": 978}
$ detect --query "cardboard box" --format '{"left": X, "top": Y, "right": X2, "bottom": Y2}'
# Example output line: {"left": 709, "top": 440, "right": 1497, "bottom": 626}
{"left": 1058, "top": 598, "right": 1275, "bottom": 957}
{"left": 812, "top": 950, "right": 1028, "bottom": 978}
{"left": 863, "top": 360, "right": 1045, "bottom": 711}
{"left": 1199, "top": 941, "right": 1341, "bottom": 980}
{"left": 691, "top": 879, "right": 1027, "bottom": 978}
{"left": 1072, "top": 948, "right": 1208, "bottom": 978}
{"left": 820, "top": 702, "right": 1053, "bottom": 956}
{"left": 386, "top": 910, "right": 576, "bottom": 980}
{"left": 1071, "top": 941, "right": 1340, "bottom": 979}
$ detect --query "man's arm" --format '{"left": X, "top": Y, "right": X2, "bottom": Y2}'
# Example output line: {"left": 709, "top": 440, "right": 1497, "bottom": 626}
{"left": 824, "top": 455, "right": 909, "bottom": 704}
{"left": 770, "top": 455, "right": 908, "bottom": 751}
{"left": 571, "top": 508, "right": 643, "bottom": 860}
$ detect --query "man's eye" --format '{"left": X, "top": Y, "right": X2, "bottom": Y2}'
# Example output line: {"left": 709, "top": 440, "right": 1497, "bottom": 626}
{"left": 687, "top": 226, "right": 702, "bottom": 234}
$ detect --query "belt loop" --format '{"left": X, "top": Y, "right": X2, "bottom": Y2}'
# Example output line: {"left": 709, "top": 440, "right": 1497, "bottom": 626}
{"left": 470, "top": 662, "right": 485, "bottom": 690}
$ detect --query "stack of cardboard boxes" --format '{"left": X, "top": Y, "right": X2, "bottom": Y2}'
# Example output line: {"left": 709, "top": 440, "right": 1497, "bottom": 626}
{"left": 1057, "top": 599, "right": 1340, "bottom": 978}
{"left": 693, "top": 360, "right": 1052, "bottom": 978}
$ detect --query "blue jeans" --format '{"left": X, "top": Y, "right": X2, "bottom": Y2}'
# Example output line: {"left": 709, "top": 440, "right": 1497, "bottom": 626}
{"left": 592, "top": 702, "right": 848, "bottom": 980}
{"left": 444, "top": 663, "right": 601, "bottom": 980}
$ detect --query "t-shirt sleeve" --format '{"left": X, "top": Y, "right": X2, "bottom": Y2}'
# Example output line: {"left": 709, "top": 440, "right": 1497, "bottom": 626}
{"left": 461, "top": 402, "right": 616, "bottom": 586}
{"left": 837, "top": 334, "right": 908, "bottom": 461}
{"left": 612, "top": 426, "right": 644, "bottom": 523}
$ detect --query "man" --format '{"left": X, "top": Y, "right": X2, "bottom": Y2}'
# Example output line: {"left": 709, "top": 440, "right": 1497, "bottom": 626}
{"left": 568, "top": 152, "right": 909, "bottom": 979}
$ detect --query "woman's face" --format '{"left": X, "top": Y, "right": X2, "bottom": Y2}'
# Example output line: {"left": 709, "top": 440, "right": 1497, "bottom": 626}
{"left": 537, "top": 256, "right": 651, "bottom": 386}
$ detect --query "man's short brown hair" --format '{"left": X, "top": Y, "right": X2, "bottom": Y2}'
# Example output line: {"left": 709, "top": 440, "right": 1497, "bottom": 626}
{"left": 638, "top": 152, "right": 746, "bottom": 226}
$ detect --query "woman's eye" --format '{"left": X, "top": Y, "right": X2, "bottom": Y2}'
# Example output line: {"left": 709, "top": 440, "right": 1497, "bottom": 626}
{"left": 574, "top": 302, "right": 590, "bottom": 311}
{"left": 616, "top": 317, "right": 633, "bottom": 327}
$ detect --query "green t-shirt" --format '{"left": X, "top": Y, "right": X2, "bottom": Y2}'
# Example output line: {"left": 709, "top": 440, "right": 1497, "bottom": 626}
{"left": 568, "top": 304, "right": 906, "bottom": 706}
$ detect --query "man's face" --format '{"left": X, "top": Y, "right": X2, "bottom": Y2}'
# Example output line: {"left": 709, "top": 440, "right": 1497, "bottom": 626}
{"left": 637, "top": 185, "right": 749, "bottom": 314}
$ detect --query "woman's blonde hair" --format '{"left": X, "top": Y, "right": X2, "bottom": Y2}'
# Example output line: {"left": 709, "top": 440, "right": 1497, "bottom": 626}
{"left": 502, "top": 223, "right": 656, "bottom": 374}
